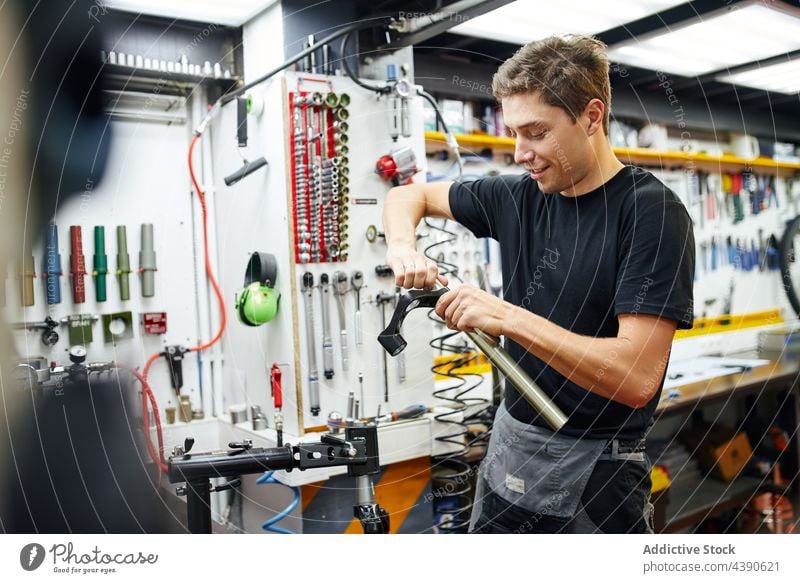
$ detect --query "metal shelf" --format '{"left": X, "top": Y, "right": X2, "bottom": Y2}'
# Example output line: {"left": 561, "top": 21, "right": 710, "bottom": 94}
{"left": 662, "top": 475, "right": 763, "bottom": 533}
{"left": 425, "top": 131, "right": 800, "bottom": 175}
{"left": 102, "top": 63, "right": 241, "bottom": 97}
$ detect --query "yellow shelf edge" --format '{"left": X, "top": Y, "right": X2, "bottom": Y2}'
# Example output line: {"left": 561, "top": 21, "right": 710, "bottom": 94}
{"left": 674, "top": 309, "right": 783, "bottom": 339}
{"left": 425, "top": 131, "right": 800, "bottom": 171}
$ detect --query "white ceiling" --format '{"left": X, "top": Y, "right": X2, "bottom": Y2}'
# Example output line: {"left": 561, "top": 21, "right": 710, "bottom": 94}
{"left": 104, "top": 0, "right": 278, "bottom": 26}
{"left": 607, "top": 2, "right": 800, "bottom": 77}
{"left": 716, "top": 58, "right": 800, "bottom": 95}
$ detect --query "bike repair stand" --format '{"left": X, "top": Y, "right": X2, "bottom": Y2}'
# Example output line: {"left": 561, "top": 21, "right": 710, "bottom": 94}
{"left": 169, "top": 425, "right": 389, "bottom": 534}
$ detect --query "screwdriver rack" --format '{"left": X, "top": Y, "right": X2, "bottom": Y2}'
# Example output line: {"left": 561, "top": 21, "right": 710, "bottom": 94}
{"left": 289, "top": 82, "right": 351, "bottom": 264}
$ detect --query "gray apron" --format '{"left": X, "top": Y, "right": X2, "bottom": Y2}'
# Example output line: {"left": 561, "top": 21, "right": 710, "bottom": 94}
{"left": 469, "top": 400, "right": 614, "bottom": 532}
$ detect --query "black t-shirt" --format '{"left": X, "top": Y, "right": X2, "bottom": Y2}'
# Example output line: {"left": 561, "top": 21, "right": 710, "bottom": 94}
{"left": 449, "top": 165, "right": 695, "bottom": 439}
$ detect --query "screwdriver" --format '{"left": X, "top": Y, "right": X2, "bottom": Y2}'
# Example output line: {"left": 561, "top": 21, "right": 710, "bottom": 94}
{"left": 371, "top": 403, "right": 427, "bottom": 425}
{"left": 270, "top": 362, "right": 284, "bottom": 447}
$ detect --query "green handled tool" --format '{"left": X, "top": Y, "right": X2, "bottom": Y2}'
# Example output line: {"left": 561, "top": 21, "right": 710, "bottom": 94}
{"left": 93, "top": 226, "right": 108, "bottom": 302}
{"left": 116, "top": 226, "right": 131, "bottom": 301}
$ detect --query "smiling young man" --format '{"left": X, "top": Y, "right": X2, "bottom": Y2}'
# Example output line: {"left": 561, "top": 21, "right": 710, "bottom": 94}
{"left": 382, "top": 35, "right": 694, "bottom": 533}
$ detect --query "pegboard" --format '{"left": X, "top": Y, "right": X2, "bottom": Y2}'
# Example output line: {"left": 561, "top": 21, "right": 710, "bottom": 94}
{"left": 4, "top": 110, "right": 205, "bottom": 417}
{"left": 284, "top": 71, "right": 437, "bottom": 430}
{"left": 209, "top": 71, "right": 448, "bottom": 436}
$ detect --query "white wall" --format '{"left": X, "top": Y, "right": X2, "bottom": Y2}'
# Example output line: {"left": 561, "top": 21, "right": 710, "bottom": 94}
{"left": 7, "top": 106, "right": 205, "bottom": 416}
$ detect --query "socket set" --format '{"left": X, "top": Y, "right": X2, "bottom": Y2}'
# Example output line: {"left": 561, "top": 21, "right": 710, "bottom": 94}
{"left": 289, "top": 86, "right": 350, "bottom": 264}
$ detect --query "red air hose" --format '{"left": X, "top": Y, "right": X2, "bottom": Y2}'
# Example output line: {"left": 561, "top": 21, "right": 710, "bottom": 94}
{"left": 139, "top": 131, "right": 228, "bottom": 474}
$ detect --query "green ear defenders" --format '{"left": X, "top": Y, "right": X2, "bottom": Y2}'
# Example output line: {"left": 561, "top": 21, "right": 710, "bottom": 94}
{"left": 235, "top": 252, "right": 280, "bottom": 326}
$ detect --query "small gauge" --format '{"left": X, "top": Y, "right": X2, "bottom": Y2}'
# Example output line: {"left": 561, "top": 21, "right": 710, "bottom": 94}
{"left": 393, "top": 78, "right": 412, "bottom": 98}
{"left": 366, "top": 225, "right": 378, "bottom": 243}
{"left": 69, "top": 345, "right": 87, "bottom": 364}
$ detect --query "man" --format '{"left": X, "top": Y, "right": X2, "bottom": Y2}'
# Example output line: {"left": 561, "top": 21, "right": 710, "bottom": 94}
{"left": 382, "top": 35, "right": 694, "bottom": 533}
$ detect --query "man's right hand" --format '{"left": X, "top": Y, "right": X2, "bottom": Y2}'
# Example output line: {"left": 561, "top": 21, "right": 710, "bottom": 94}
{"left": 386, "top": 246, "right": 449, "bottom": 289}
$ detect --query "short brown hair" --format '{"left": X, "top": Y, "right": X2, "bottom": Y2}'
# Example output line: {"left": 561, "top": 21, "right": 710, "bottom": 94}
{"left": 492, "top": 35, "right": 611, "bottom": 134}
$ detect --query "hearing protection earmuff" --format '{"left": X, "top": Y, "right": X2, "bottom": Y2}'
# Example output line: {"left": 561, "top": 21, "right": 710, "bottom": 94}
{"left": 235, "top": 252, "right": 280, "bottom": 326}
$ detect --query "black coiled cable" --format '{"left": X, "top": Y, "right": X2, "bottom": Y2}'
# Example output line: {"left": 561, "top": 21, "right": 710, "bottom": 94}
{"left": 423, "top": 217, "right": 493, "bottom": 532}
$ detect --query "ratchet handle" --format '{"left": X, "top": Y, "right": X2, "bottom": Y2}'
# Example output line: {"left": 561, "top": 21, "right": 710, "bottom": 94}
{"left": 354, "top": 310, "right": 363, "bottom": 346}
{"left": 340, "top": 329, "right": 349, "bottom": 371}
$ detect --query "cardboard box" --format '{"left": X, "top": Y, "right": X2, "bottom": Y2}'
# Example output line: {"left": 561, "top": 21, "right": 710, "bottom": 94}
{"left": 680, "top": 425, "right": 753, "bottom": 482}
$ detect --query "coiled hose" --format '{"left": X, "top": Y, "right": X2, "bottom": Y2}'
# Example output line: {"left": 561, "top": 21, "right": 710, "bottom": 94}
{"left": 424, "top": 217, "right": 493, "bottom": 532}
{"left": 256, "top": 471, "right": 300, "bottom": 534}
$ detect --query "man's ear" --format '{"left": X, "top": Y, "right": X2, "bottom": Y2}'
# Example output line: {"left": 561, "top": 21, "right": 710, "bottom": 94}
{"left": 583, "top": 98, "right": 605, "bottom": 136}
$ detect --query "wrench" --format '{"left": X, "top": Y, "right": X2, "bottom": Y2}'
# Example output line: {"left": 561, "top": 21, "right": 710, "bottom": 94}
{"left": 358, "top": 372, "right": 365, "bottom": 416}
{"left": 394, "top": 287, "right": 406, "bottom": 384}
{"left": 301, "top": 272, "right": 320, "bottom": 415}
{"left": 351, "top": 270, "right": 364, "bottom": 346}
{"left": 376, "top": 291, "right": 395, "bottom": 403}
{"left": 319, "top": 273, "right": 335, "bottom": 379}
{"left": 332, "top": 270, "right": 349, "bottom": 371}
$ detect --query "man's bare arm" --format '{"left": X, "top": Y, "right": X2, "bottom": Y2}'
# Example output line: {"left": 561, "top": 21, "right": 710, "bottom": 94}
{"left": 435, "top": 284, "right": 676, "bottom": 408}
{"left": 504, "top": 310, "right": 676, "bottom": 408}
{"left": 383, "top": 181, "right": 454, "bottom": 288}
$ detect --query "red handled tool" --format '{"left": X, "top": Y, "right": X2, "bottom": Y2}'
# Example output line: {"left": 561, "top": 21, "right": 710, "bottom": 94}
{"left": 69, "top": 226, "right": 86, "bottom": 303}
{"left": 270, "top": 362, "right": 284, "bottom": 446}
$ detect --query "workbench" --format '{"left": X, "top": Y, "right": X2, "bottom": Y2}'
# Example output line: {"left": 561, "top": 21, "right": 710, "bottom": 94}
{"left": 653, "top": 351, "right": 800, "bottom": 533}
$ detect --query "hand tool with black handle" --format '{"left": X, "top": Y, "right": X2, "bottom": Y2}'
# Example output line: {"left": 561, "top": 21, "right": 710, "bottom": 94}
{"left": 319, "top": 273, "right": 335, "bottom": 379}
{"left": 301, "top": 272, "right": 320, "bottom": 416}
{"left": 379, "top": 286, "right": 568, "bottom": 431}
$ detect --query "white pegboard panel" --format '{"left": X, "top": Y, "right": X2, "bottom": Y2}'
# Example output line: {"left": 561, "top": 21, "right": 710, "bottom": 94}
{"left": 4, "top": 113, "right": 206, "bottom": 416}
{"left": 208, "top": 77, "right": 301, "bottom": 433}
{"left": 209, "top": 70, "right": 449, "bottom": 437}
{"left": 285, "top": 70, "right": 436, "bottom": 430}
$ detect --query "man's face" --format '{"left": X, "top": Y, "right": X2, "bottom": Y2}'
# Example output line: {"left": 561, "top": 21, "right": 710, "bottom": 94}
{"left": 502, "top": 91, "right": 592, "bottom": 194}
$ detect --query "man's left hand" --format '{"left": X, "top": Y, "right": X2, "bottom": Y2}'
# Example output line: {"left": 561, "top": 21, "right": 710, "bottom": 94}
{"left": 435, "top": 284, "right": 517, "bottom": 337}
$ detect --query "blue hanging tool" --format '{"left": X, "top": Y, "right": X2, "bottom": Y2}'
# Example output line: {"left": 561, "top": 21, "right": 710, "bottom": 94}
{"left": 766, "top": 234, "right": 780, "bottom": 270}
{"left": 733, "top": 238, "right": 741, "bottom": 270}
{"left": 749, "top": 239, "right": 759, "bottom": 272}
{"left": 765, "top": 176, "right": 778, "bottom": 209}
{"left": 43, "top": 223, "right": 62, "bottom": 304}
{"left": 727, "top": 236, "right": 735, "bottom": 265}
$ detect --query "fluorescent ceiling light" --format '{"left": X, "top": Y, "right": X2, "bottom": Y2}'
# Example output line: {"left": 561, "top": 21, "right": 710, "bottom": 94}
{"left": 607, "top": 3, "right": 800, "bottom": 76}
{"left": 449, "top": 0, "right": 686, "bottom": 45}
{"left": 104, "top": 0, "right": 278, "bottom": 26}
{"left": 716, "top": 58, "right": 800, "bottom": 95}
